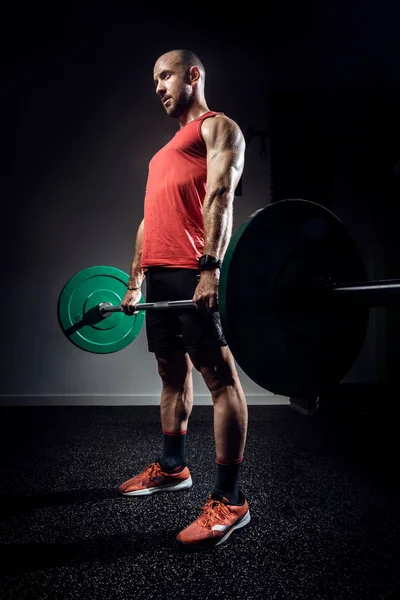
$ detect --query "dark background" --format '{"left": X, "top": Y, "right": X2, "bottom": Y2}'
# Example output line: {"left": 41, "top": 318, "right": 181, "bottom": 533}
{"left": 2, "top": 2, "right": 400, "bottom": 392}
{"left": 2, "top": 8, "right": 400, "bottom": 597}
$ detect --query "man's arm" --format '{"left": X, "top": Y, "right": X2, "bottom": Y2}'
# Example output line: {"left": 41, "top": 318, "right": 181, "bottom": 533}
{"left": 121, "top": 218, "right": 146, "bottom": 315}
{"left": 192, "top": 115, "right": 245, "bottom": 311}
{"left": 201, "top": 114, "right": 245, "bottom": 261}
{"left": 128, "top": 218, "right": 146, "bottom": 288}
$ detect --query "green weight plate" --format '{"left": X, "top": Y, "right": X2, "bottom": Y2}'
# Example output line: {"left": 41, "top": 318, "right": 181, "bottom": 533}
{"left": 58, "top": 265, "right": 145, "bottom": 353}
{"left": 219, "top": 199, "right": 369, "bottom": 398}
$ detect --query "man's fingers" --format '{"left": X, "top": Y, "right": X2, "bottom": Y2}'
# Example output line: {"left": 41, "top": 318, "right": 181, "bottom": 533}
{"left": 121, "top": 303, "right": 138, "bottom": 316}
{"left": 129, "top": 303, "right": 139, "bottom": 315}
{"left": 193, "top": 297, "right": 217, "bottom": 312}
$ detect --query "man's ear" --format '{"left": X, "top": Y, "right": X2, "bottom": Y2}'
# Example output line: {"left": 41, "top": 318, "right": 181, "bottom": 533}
{"left": 189, "top": 65, "right": 201, "bottom": 84}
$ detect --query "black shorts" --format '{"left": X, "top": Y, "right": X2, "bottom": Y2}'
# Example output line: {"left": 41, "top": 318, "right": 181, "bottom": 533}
{"left": 144, "top": 267, "right": 227, "bottom": 353}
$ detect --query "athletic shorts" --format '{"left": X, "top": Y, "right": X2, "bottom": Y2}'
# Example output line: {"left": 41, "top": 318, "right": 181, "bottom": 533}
{"left": 144, "top": 267, "right": 227, "bottom": 353}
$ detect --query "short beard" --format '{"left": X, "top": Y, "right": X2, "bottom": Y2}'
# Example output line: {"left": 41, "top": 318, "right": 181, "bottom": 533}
{"left": 169, "top": 86, "right": 193, "bottom": 118}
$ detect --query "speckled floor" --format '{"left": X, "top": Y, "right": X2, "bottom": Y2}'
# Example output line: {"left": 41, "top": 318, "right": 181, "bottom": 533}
{"left": 0, "top": 402, "right": 399, "bottom": 600}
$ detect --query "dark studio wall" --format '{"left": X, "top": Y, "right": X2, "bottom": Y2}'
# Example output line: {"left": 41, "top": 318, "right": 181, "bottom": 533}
{"left": 1, "top": 10, "right": 275, "bottom": 403}
{"left": 265, "top": 1, "right": 400, "bottom": 388}
{"left": 1, "top": 4, "right": 399, "bottom": 403}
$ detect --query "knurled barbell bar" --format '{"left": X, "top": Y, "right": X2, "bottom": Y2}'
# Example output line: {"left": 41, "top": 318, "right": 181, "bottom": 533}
{"left": 58, "top": 198, "right": 399, "bottom": 398}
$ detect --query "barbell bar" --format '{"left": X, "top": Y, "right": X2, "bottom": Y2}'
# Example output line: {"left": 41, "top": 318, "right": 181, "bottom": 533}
{"left": 324, "top": 279, "right": 400, "bottom": 305}
{"left": 58, "top": 198, "right": 398, "bottom": 398}
{"left": 98, "top": 299, "right": 197, "bottom": 316}
{"left": 98, "top": 278, "right": 400, "bottom": 317}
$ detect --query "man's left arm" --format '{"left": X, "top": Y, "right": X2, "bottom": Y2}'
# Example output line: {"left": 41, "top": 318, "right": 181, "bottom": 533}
{"left": 193, "top": 115, "right": 245, "bottom": 311}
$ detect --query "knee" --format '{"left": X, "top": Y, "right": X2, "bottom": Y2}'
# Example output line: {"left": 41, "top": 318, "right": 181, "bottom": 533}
{"left": 190, "top": 347, "right": 237, "bottom": 393}
{"left": 156, "top": 352, "right": 193, "bottom": 388}
{"left": 198, "top": 361, "right": 237, "bottom": 394}
{"left": 203, "top": 369, "right": 236, "bottom": 394}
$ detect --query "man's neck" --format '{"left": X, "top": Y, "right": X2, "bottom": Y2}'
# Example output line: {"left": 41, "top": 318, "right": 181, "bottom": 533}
{"left": 178, "top": 102, "right": 210, "bottom": 128}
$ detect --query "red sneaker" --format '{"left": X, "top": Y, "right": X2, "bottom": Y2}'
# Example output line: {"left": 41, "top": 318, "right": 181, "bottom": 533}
{"left": 119, "top": 461, "right": 192, "bottom": 496}
{"left": 176, "top": 492, "right": 250, "bottom": 549}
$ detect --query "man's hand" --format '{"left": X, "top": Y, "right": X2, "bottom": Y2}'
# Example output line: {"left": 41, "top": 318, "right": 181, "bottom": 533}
{"left": 121, "top": 289, "right": 142, "bottom": 315}
{"left": 192, "top": 271, "right": 219, "bottom": 311}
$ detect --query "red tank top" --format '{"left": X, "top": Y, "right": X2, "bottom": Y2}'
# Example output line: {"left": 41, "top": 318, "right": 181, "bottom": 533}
{"left": 141, "top": 110, "right": 222, "bottom": 269}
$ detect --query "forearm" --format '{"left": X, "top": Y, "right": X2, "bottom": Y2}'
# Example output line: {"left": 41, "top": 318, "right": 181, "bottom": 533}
{"left": 128, "top": 219, "right": 146, "bottom": 287}
{"left": 202, "top": 191, "right": 234, "bottom": 261}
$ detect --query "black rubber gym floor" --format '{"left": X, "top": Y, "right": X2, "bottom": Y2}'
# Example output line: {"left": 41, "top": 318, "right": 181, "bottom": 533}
{"left": 1, "top": 395, "right": 399, "bottom": 599}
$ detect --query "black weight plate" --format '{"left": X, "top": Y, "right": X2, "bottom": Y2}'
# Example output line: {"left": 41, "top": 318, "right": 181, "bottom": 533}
{"left": 219, "top": 199, "right": 369, "bottom": 397}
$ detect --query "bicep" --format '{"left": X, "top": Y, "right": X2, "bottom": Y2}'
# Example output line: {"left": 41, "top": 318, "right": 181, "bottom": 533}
{"left": 205, "top": 118, "right": 245, "bottom": 197}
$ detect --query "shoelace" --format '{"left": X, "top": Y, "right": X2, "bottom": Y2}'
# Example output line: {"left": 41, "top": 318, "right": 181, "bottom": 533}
{"left": 199, "top": 497, "right": 232, "bottom": 528}
{"left": 145, "top": 462, "right": 162, "bottom": 480}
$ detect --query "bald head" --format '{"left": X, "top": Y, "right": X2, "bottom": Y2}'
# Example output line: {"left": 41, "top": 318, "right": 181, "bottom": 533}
{"left": 153, "top": 49, "right": 208, "bottom": 121}
{"left": 154, "top": 49, "right": 206, "bottom": 86}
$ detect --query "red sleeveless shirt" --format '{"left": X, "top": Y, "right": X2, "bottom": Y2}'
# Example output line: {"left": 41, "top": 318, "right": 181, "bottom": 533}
{"left": 141, "top": 110, "right": 222, "bottom": 269}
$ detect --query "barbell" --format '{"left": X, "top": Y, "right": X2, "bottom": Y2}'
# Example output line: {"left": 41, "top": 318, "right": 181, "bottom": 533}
{"left": 58, "top": 198, "right": 400, "bottom": 398}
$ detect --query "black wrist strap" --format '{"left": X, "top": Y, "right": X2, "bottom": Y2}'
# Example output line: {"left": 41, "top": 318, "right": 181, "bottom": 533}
{"left": 198, "top": 255, "right": 221, "bottom": 270}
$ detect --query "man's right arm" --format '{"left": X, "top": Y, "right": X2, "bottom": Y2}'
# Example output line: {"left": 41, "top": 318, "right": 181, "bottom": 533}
{"left": 122, "top": 218, "right": 145, "bottom": 315}
{"left": 128, "top": 218, "right": 146, "bottom": 289}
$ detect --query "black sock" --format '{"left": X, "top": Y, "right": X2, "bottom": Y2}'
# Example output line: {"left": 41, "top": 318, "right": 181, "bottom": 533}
{"left": 160, "top": 429, "right": 187, "bottom": 471}
{"left": 211, "top": 457, "right": 243, "bottom": 504}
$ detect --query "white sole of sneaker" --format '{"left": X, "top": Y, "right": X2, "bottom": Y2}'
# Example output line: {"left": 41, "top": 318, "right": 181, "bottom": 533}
{"left": 121, "top": 475, "right": 193, "bottom": 496}
{"left": 215, "top": 509, "right": 251, "bottom": 546}
{"left": 177, "top": 509, "right": 251, "bottom": 549}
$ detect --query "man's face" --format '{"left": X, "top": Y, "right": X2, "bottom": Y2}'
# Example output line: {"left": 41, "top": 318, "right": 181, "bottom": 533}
{"left": 153, "top": 53, "right": 193, "bottom": 118}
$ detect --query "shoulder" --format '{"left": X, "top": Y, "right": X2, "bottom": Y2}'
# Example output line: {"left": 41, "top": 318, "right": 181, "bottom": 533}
{"left": 201, "top": 113, "right": 245, "bottom": 147}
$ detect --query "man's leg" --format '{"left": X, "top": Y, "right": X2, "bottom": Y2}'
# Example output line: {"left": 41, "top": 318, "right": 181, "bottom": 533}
{"left": 189, "top": 344, "right": 248, "bottom": 504}
{"left": 119, "top": 348, "right": 194, "bottom": 495}
{"left": 155, "top": 349, "right": 194, "bottom": 470}
{"left": 175, "top": 343, "right": 250, "bottom": 548}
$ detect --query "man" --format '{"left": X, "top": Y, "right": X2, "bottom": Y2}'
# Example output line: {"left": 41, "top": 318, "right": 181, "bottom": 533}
{"left": 119, "top": 49, "right": 250, "bottom": 549}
